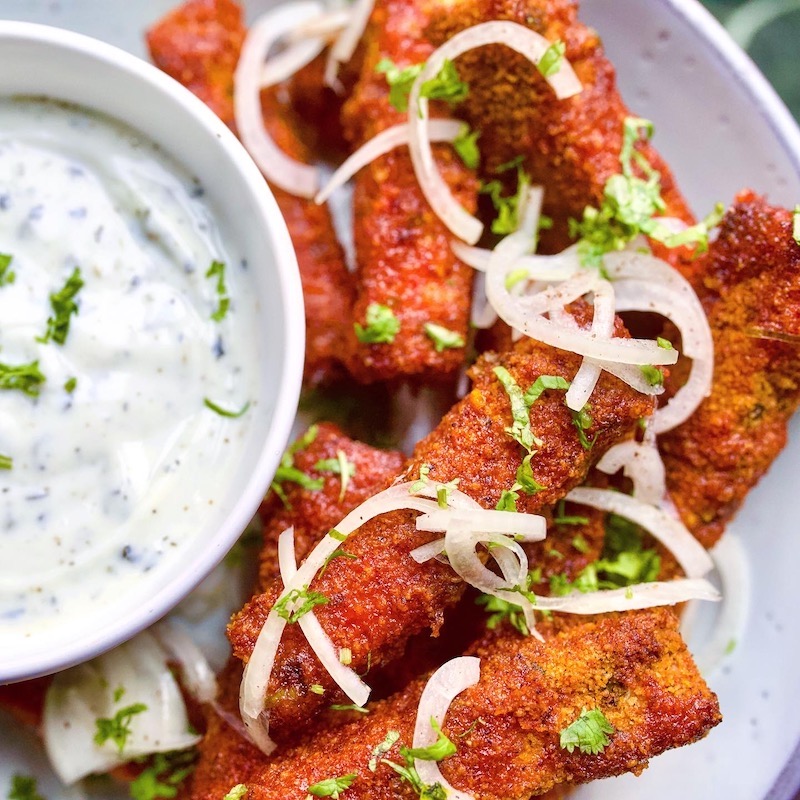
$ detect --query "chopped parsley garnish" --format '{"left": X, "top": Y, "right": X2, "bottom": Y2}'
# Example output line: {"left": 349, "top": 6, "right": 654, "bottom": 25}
{"left": 505, "top": 267, "right": 529, "bottom": 290}
{"left": 639, "top": 364, "right": 664, "bottom": 387}
{"left": 129, "top": 750, "right": 197, "bottom": 800}
{"left": 339, "top": 647, "right": 353, "bottom": 665}
{"left": 310, "top": 684, "right": 325, "bottom": 695}
{"left": 354, "top": 302, "right": 400, "bottom": 344}
{"left": 516, "top": 454, "right": 545, "bottom": 494}
{"left": 271, "top": 425, "right": 324, "bottom": 506}
{"left": 569, "top": 117, "right": 723, "bottom": 266}
{"left": 38, "top": 267, "right": 83, "bottom": 345}
{"left": 656, "top": 336, "right": 673, "bottom": 349}
{"left": 329, "top": 528, "right": 347, "bottom": 542}
{"left": 559, "top": 708, "right": 614, "bottom": 755}
{"left": 537, "top": 39, "right": 566, "bottom": 77}
{"left": 113, "top": 685, "right": 126, "bottom": 703}
{"left": 424, "top": 322, "right": 465, "bottom": 353}
{"left": 222, "top": 785, "right": 247, "bottom": 800}
{"left": 330, "top": 703, "right": 370, "bottom": 714}
{"left": 7, "top": 775, "right": 45, "bottom": 800}
{"left": 315, "top": 449, "right": 356, "bottom": 501}
{"left": 203, "top": 397, "right": 250, "bottom": 417}
{"left": 376, "top": 58, "right": 468, "bottom": 113}
{"left": 63, "top": 376, "right": 77, "bottom": 393}
{"left": 274, "top": 586, "right": 329, "bottom": 624}
{"left": 572, "top": 534, "right": 591, "bottom": 554}
{"left": 380, "top": 719, "right": 455, "bottom": 800}
{"left": 480, "top": 166, "right": 531, "bottom": 235}
{"left": 0, "top": 454, "right": 12, "bottom": 470}
{"left": 477, "top": 591, "right": 528, "bottom": 635}
{"left": 206, "top": 260, "right": 230, "bottom": 322}
{"left": 369, "top": 730, "right": 401, "bottom": 771}
{"left": 0, "top": 253, "right": 16, "bottom": 286}
{"left": 493, "top": 366, "right": 542, "bottom": 454}
{"left": 794, "top": 205, "right": 800, "bottom": 245}
{"left": 93, "top": 702, "right": 148, "bottom": 754}
{"left": 524, "top": 375, "right": 571, "bottom": 406}
{"left": 495, "top": 487, "right": 520, "bottom": 512}
{"left": 570, "top": 405, "right": 595, "bottom": 450}
{"left": 410, "top": 463, "right": 432, "bottom": 494}
{"left": 553, "top": 499, "right": 590, "bottom": 526}
{"left": 307, "top": 774, "right": 357, "bottom": 798}
{"left": 319, "top": 547, "right": 357, "bottom": 577}
{"left": 436, "top": 477, "right": 460, "bottom": 508}
{"left": 453, "top": 123, "right": 480, "bottom": 169}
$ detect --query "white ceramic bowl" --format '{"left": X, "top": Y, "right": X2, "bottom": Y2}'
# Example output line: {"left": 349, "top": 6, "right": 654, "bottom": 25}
{"left": 0, "top": 21, "right": 305, "bottom": 683}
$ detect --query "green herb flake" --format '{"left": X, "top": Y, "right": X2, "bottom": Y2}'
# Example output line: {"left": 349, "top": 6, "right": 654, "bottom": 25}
{"left": 559, "top": 708, "right": 614, "bottom": 755}
{"left": 113, "top": 685, "right": 126, "bottom": 703}
{"left": 222, "top": 785, "right": 247, "bottom": 800}
{"left": 307, "top": 774, "right": 357, "bottom": 799}
{"left": 794, "top": 205, "right": 800, "bottom": 245}
{"left": 404, "top": 718, "right": 457, "bottom": 762}
{"left": 570, "top": 405, "right": 595, "bottom": 450}
{"left": 206, "top": 260, "right": 230, "bottom": 322}
{"left": 376, "top": 58, "right": 424, "bottom": 113}
{"left": 0, "top": 454, "right": 12, "bottom": 470}
{"left": 329, "top": 528, "right": 347, "bottom": 542}
{"left": 639, "top": 365, "right": 664, "bottom": 387}
{"left": 315, "top": 449, "right": 356, "bottom": 502}
{"left": 410, "top": 464, "right": 432, "bottom": 494}
{"left": 453, "top": 123, "right": 480, "bottom": 169}
{"left": 274, "top": 586, "right": 329, "bottom": 624}
{"left": 493, "top": 366, "right": 542, "bottom": 454}
{"left": 572, "top": 534, "right": 591, "bottom": 554}
{"left": 339, "top": 647, "right": 353, "bottom": 665}
{"left": 480, "top": 167, "right": 531, "bottom": 235}
{"left": 523, "top": 375, "right": 570, "bottom": 406}
{"left": 537, "top": 39, "right": 566, "bottom": 78}
{"left": 725, "top": 638, "right": 737, "bottom": 655}
{"left": 309, "top": 684, "right": 325, "bottom": 696}
{"left": 203, "top": 398, "right": 250, "bottom": 418}
{"left": 320, "top": 547, "right": 357, "bottom": 577}
{"left": 424, "top": 322, "right": 465, "bottom": 353}
{"left": 129, "top": 750, "right": 197, "bottom": 800}
{"left": 516, "top": 454, "right": 545, "bottom": 495}
{"left": 553, "top": 500, "right": 590, "bottom": 526}
{"left": 38, "top": 267, "right": 83, "bottom": 345}
{"left": 63, "top": 376, "right": 77, "bottom": 393}
{"left": 94, "top": 702, "right": 148, "bottom": 754}
{"left": 354, "top": 303, "right": 400, "bottom": 344}
{"left": 369, "top": 730, "right": 401, "bottom": 771}
{"left": 7, "top": 775, "right": 44, "bottom": 800}
{"left": 495, "top": 487, "right": 519, "bottom": 512}
{"left": 656, "top": 336, "right": 673, "bottom": 350}
{"left": 420, "top": 59, "right": 469, "bottom": 106}
{"left": 0, "top": 253, "right": 16, "bottom": 287}
{"left": 330, "top": 703, "right": 369, "bottom": 714}
{"left": 476, "top": 592, "right": 528, "bottom": 635}
{"left": 271, "top": 426, "right": 324, "bottom": 506}
{"left": 505, "top": 267, "right": 529, "bottom": 291}
{"left": 436, "top": 478, "right": 460, "bottom": 509}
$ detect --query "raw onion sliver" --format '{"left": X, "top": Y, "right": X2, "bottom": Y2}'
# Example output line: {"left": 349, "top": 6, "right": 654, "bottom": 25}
{"left": 315, "top": 119, "right": 464, "bottom": 204}
{"left": 415, "top": 507, "right": 546, "bottom": 540}
{"left": 596, "top": 437, "right": 667, "bottom": 507}
{"left": 324, "top": 0, "right": 375, "bottom": 87}
{"left": 151, "top": 619, "right": 218, "bottom": 704}
{"left": 408, "top": 21, "right": 581, "bottom": 243}
{"left": 234, "top": 1, "right": 323, "bottom": 197}
{"left": 287, "top": 7, "right": 351, "bottom": 42}
{"left": 566, "top": 486, "right": 713, "bottom": 578}
{"left": 413, "top": 656, "right": 481, "bottom": 799}
{"left": 260, "top": 38, "right": 326, "bottom": 89}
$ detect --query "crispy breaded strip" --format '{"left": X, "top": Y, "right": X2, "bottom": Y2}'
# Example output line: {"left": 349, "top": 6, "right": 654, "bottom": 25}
{"left": 660, "top": 192, "right": 800, "bottom": 547}
{"left": 147, "top": 0, "right": 355, "bottom": 387}
{"left": 339, "top": 0, "right": 478, "bottom": 383}
{"left": 227, "top": 326, "right": 654, "bottom": 742}
{"left": 237, "top": 609, "right": 719, "bottom": 799}
{"left": 425, "top": 0, "right": 695, "bottom": 267}
{"left": 189, "top": 426, "right": 405, "bottom": 799}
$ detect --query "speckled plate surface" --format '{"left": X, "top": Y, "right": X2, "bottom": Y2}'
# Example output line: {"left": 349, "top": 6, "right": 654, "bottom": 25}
{"left": 1, "top": 0, "right": 800, "bottom": 797}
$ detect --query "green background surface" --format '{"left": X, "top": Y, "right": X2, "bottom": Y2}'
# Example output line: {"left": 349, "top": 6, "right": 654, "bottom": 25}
{"left": 701, "top": 0, "right": 800, "bottom": 118}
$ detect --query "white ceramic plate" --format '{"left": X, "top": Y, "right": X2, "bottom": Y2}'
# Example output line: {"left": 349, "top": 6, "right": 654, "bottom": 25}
{"left": 1, "top": 0, "right": 799, "bottom": 797}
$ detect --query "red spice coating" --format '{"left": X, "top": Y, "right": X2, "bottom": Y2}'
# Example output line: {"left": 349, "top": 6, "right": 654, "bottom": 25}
{"left": 235, "top": 610, "right": 719, "bottom": 800}
{"left": 147, "top": 0, "right": 355, "bottom": 387}
{"left": 660, "top": 192, "right": 800, "bottom": 547}
{"left": 227, "top": 332, "right": 654, "bottom": 742}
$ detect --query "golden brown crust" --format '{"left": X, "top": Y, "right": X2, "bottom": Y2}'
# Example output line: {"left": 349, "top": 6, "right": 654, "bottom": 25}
{"left": 237, "top": 610, "right": 719, "bottom": 800}
{"left": 661, "top": 192, "right": 800, "bottom": 547}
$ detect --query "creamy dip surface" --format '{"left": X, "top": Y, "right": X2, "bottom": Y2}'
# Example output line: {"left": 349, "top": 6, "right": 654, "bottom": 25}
{"left": 0, "top": 98, "right": 261, "bottom": 642}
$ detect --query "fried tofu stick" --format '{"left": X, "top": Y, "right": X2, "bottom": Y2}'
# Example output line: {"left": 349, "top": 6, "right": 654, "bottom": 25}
{"left": 660, "top": 191, "right": 800, "bottom": 548}
{"left": 235, "top": 609, "right": 719, "bottom": 800}
{"left": 339, "top": 0, "right": 478, "bottom": 383}
{"left": 147, "top": 0, "right": 355, "bottom": 387}
{"left": 425, "top": 0, "right": 696, "bottom": 268}
{"left": 227, "top": 323, "right": 655, "bottom": 742}
{"left": 188, "top": 425, "right": 405, "bottom": 799}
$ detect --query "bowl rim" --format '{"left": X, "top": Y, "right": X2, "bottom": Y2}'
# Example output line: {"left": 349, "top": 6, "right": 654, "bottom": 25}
{"left": 0, "top": 20, "right": 305, "bottom": 683}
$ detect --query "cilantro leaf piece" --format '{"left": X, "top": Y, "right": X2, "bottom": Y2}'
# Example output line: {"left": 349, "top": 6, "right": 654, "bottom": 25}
{"left": 424, "top": 322, "right": 465, "bottom": 353}
{"left": 553, "top": 500, "right": 590, "bottom": 526}
{"left": 570, "top": 405, "right": 595, "bottom": 450}
{"left": 307, "top": 774, "right": 357, "bottom": 799}
{"left": 453, "top": 124, "right": 480, "bottom": 169}
{"left": 380, "top": 720, "right": 454, "bottom": 799}
{"left": 369, "top": 730, "right": 401, "bottom": 771}
{"left": 480, "top": 167, "right": 531, "bottom": 235}
{"left": 404, "top": 719, "right": 457, "bottom": 762}
{"left": 7, "top": 775, "right": 45, "bottom": 800}
{"left": 203, "top": 398, "right": 250, "bottom": 417}
{"left": 330, "top": 703, "right": 370, "bottom": 714}
{"left": 93, "top": 702, "right": 148, "bottom": 754}
{"left": 376, "top": 58, "right": 423, "bottom": 113}
{"left": 493, "top": 366, "right": 542, "bottom": 453}
{"left": 206, "top": 260, "right": 230, "bottom": 322}
{"left": 410, "top": 463, "right": 432, "bottom": 494}
{"left": 559, "top": 707, "right": 614, "bottom": 755}
{"left": 420, "top": 59, "right": 469, "bottom": 105}
{"left": 0, "top": 454, "right": 11, "bottom": 470}
{"left": 523, "top": 374, "right": 571, "bottom": 406}
{"left": 572, "top": 534, "right": 591, "bottom": 554}
{"left": 516, "top": 454, "right": 545, "bottom": 494}
{"left": 273, "top": 586, "right": 329, "bottom": 624}
{"left": 270, "top": 426, "right": 324, "bottom": 506}
{"left": 222, "top": 785, "right": 247, "bottom": 800}
{"left": 656, "top": 336, "right": 673, "bottom": 349}
{"left": 0, "top": 253, "right": 16, "bottom": 286}
{"left": 37, "top": 266, "right": 83, "bottom": 345}
{"left": 64, "top": 376, "right": 77, "bottom": 393}
{"left": 495, "top": 487, "right": 520, "bottom": 512}
{"left": 315, "top": 449, "right": 356, "bottom": 502}
{"left": 639, "top": 365, "right": 664, "bottom": 387}
{"left": 537, "top": 39, "right": 566, "bottom": 77}
{"left": 128, "top": 750, "right": 196, "bottom": 800}
{"left": 476, "top": 592, "right": 529, "bottom": 635}
{"left": 319, "top": 547, "right": 357, "bottom": 577}
{"left": 354, "top": 303, "right": 400, "bottom": 344}
{"left": 436, "top": 478, "right": 460, "bottom": 508}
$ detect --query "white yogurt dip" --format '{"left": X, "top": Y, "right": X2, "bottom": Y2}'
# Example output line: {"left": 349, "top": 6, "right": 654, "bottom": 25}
{"left": 0, "top": 98, "right": 261, "bottom": 641}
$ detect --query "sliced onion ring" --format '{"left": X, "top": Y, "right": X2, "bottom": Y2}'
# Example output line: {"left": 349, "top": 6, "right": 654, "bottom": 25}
{"left": 234, "top": 1, "right": 323, "bottom": 197}
{"left": 596, "top": 435, "right": 667, "bottom": 508}
{"left": 315, "top": 119, "right": 464, "bottom": 204}
{"left": 408, "top": 21, "right": 581, "bottom": 244}
{"left": 151, "top": 618, "right": 218, "bottom": 704}
{"left": 324, "top": 0, "right": 375, "bottom": 88}
{"left": 413, "top": 656, "right": 481, "bottom": 799}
